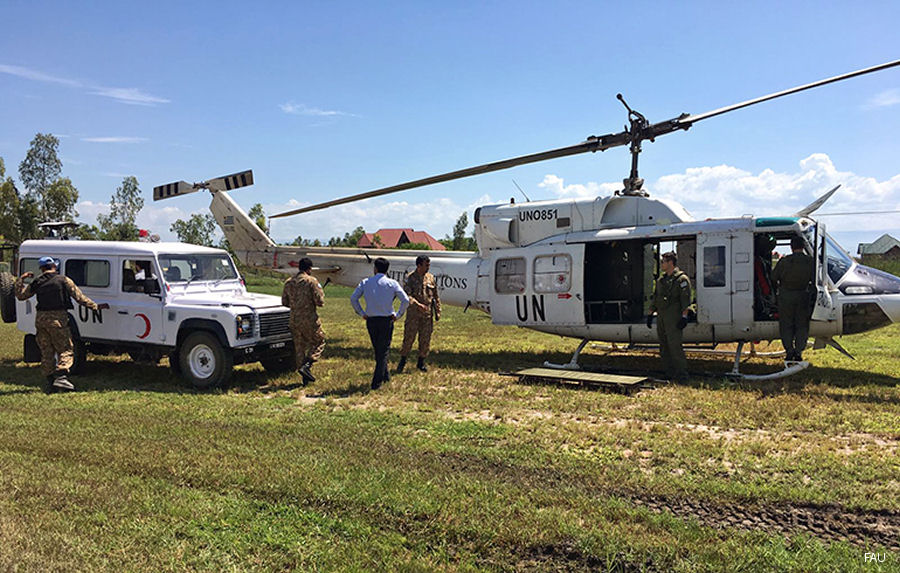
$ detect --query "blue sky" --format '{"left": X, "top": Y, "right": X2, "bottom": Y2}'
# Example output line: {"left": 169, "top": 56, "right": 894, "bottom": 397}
{"left": 1, "top": 1, "right": 899, "bottom": 252}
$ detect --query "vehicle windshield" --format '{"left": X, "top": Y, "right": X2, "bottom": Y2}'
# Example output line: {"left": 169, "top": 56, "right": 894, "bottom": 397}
{"left": 825, "top": 234, "right": 854, "bottom": 284}
{"left": 158, "top": 254, "right": 238, "bottom": 283}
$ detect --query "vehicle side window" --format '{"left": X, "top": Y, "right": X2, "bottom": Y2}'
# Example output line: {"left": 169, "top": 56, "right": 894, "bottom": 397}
{"left": 703, "top": 246, "right": 726, "bottom": 287}
{"left": 18, "top": 258, "right": 40, "bottom": 285}
{"left": 533, "top": 254, "right": 571, "bottom": 293}
{"left": 122, "top": 259, "right": 157, "bottom": 293}
{"left": 495, "top": 257, "right": 526, "bottom": 294}
{"left": 65, "top": 259, "right": 110, "bottom": 288}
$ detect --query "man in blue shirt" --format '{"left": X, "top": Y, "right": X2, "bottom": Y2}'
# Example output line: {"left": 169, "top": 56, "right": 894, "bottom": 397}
{"left": 350, "top": 257, "right": 410, "bottom": 389}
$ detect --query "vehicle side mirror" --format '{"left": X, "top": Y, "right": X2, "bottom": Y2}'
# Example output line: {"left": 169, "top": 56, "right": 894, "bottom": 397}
{"left": 144, "top": 278, "right": 161, "bottom": 295}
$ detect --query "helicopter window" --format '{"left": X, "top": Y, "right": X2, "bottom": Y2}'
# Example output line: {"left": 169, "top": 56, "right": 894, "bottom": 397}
{"left": 534, "top": 254, "right": 571, "bottom": 293}
{"left": 824, "top": 235, "right": 853, "bottom": 284}
{"left": 495, "top": 257, "right": 526, "bottom": 294}
{"left": 703, "top": 246, "right": 727, "bottom": 287}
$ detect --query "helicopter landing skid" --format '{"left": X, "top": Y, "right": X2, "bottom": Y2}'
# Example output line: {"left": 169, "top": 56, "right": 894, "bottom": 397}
{"left": 543, "top": 338, "right": 590, "bottom": 370}
{"left": 726, "top": 341, "right": 809, "bottom": 381}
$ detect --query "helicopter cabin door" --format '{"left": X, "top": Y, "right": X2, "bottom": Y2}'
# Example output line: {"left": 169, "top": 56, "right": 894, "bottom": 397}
{"left": 696, "top": 234, "right": 733, "bottom": 324}
{"left": 489, "top": 245, "right": 585, "bottom": 327}
{"left": 811, "top": 223, "right": 834, "bottom": 320}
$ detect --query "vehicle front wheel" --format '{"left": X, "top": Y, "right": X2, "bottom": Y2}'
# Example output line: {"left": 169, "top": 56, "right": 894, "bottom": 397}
{"left": 178, "top": 331, "right": 233, "bottom": 390}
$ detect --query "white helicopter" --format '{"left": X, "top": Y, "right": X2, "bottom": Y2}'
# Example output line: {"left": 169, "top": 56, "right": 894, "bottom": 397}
{"left": 154, "top": 59, "right": 900, "bottom": 380}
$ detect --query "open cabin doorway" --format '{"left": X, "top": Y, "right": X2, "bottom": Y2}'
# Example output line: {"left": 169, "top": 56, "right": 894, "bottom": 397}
{"left": 583, "top": 237, "right": 696, "bottom": 324}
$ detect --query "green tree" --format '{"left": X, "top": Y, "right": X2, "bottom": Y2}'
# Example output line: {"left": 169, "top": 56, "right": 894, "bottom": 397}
{"left": 170, "top": 213, "right": 217, "bottom": 246}
{"left": 327, "top": 226, "right": 366, "bottom": 247}
{"left": 18, "top": 133, "right": 81, "bottom": 223}
{"left": 248, "top": 203, "right": 268, "bottom": 234}
{"left": 44, "top": 177, "right": 79, "bottom": 221}
{"left": 452, "top": 212, "right": 468, "bottom": 250}
{"left": 16, "top": 196, "right": 41, "bottom": 241}
{"left": 0, "top": 158, "right": 21, "bottom": 241}
{"left": 98, "top": 176, "right": 144, "bottom": 240}
{"left": 396, "top": 242, "right": 431, "bottom": 250}
{"left": 76, "top": 224, "right": 103, "bottom": 240}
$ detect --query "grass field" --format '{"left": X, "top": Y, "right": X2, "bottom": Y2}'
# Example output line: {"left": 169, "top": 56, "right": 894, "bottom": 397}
{"left": 0, "top": 281, "right": 898, "bottom": 572}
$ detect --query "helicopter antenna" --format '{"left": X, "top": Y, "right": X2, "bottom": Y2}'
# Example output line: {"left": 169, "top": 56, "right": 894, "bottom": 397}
{"left": 512, "top": 179, "right": 531, "bottom": 202}
{"left": 272, "top": 59, "right": 900, "bottom": 219}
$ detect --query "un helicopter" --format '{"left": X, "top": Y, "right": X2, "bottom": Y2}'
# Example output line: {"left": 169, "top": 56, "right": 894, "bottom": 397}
{"left": 154, "top": 59, "right": 900, "bottom": 380}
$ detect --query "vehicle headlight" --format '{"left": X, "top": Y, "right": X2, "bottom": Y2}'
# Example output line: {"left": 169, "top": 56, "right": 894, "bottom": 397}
{"left": 843, "top": 286, "right": 873, "bottom": 295}
{"left": 236, "top": 314, "right": 254, "bottom": 338}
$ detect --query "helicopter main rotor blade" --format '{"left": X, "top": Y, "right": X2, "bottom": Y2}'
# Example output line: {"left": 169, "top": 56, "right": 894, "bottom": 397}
{"left": 272, "top": 59, "right": 900, "bottom": 219}
{"left": 680, "top": 59, "right": 900, "bottom": 126}
{"left": 270, "top": 134, "right": 630, "bottom": 218}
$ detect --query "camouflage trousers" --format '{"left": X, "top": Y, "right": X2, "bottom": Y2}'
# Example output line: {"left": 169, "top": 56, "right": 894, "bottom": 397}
{"left": 291, "top": 317, "right": 325, "bottom": 364}
{"left": 400, "top": 311, "right": 433, "bottom": 358}
{"left": 36, "top": 310, "right": 74, "bottom": 376}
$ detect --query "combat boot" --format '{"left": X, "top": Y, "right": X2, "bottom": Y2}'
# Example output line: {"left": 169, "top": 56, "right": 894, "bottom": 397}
{"left": 396, "top": 356, "right": 407, "bottom": 373}
{"left": 43, "top": 375, "right": 56, "bottom": 394}
{"left": 52, "top": 375, "right": 75, "bottom": 391}
{"left": 298, "top": 360, "right": 316, "bottom": 383}
{"left": 416, "top": 357, "right": 428, "bottom": 372}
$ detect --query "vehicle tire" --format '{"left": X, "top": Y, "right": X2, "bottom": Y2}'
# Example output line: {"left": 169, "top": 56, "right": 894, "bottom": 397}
{"left": 178, "top": 331, "right": 233, "bottom": 390}
{"left": 261, "top": 354, "right": 296, "bottom": 374}
{"left": 0, "top": 271, "right": 16, "bottom": 323}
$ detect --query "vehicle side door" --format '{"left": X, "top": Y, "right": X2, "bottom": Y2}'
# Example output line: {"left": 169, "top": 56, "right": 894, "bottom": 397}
{"left": 115, "top": 257, "right": 165, "bottom": 344}
{"left": 63, "top": 257, "right": 113, "bottom": 340}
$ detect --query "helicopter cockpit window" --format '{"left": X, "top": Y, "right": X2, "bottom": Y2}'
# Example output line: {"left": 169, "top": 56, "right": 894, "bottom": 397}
{"left": 824, "top": 235, "right": 853, "bottom": 284}
{"left": 703, "top": 246, "right": 727, "bottom": 287}
{"left": 533, "top": 254, "right": 571, "bottom": 293}
{"left": 495, "top": 257, "right": 526, "bottom": 294}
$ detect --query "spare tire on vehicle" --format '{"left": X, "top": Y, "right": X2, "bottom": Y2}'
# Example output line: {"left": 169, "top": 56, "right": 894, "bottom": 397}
{"left": 0, "top": 271, "right": 16, "bottom": 323}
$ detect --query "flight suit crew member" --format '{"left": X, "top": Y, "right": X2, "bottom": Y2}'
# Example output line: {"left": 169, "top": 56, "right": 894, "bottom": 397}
{"left": 15, "top": 256, "right": 109, "bottom": 393}
{"left": 281, "top": 257, "right": 325, "bottom": 383}
{"left": 647, "top": 251, "right": 692, "bottom": 381}
{"left": 397, "top": 255, "right": 441, "bottom": 373}
{"left": 350, "top": 257, "right": 410, "bottom": 390}
{"left": 771, "top": 236, "right": 814, "bottom": 362}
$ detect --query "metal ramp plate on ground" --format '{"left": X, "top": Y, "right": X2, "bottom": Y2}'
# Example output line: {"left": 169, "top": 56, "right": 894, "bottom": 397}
{"left": 515, "top": 368, "right": 648, "bottom": 391}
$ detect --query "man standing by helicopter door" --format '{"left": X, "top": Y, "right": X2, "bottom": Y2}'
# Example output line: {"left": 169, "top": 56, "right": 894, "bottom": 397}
{"left": 771, "top": 236, "right": 814, "bottom": 362}
{"left": 648, "top": 251, "right": 692, "bottom": 381}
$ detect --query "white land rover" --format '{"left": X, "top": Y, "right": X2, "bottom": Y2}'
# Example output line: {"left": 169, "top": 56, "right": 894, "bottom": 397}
{"left": 4, "top": 240, "right": 294, "bottom": 389}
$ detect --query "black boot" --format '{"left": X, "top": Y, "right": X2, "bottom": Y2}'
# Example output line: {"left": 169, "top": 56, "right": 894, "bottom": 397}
{"left": 416, "top": 357, "right": 427, "bottom": 372}
{"left": 298, "top": 360, "right": 316, "bottom": 383}
{"left": 43, "top": 375, "right": 56, "bottom": 394}
{"left": 396, "top": 355, "right": 407, "bottom": 373}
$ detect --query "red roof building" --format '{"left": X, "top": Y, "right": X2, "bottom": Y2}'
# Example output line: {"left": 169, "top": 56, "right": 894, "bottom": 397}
{"left": 357, "top": 228, "right": 446, "bottom": 250}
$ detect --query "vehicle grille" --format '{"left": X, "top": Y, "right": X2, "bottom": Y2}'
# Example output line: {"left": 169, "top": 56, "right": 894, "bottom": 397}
{"left": 258, "top": 311, "right": 291, "bottom": 338}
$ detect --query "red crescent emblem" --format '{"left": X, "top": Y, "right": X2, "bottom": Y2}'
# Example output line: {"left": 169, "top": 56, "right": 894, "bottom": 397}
{"left": 135, "top": 313, "right": 151, "bottom": 339}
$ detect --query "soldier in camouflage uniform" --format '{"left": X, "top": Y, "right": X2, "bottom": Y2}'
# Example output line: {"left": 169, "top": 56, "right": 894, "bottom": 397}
{"left": 772, "top": 236, "right": 814, "bottom": 362}
{"left": 15, "top": 256, "right": 108, "bottom": 393}
{"left": 281, "top": 257, "right": 325, "bottom": 383}
{"left": 397, "top": 255, "right": 441, "bottom": 373}
{"left": 647, "top": 251, "right": 692, "bottom": 381}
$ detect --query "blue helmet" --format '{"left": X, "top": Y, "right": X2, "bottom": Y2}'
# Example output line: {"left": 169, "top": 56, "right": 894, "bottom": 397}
{"left": 38, "top": 256, "right": 59, "bottom": 269}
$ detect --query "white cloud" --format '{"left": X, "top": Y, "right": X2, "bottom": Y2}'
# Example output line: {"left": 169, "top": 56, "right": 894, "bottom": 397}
{"left": 864, "top": 88, "right": 900, "bottom": 109}
{"left": 81, "top": 136, "right": 148, "bottom": 143}
{"left": 89, "top": 87, "right": 170, "bottom": 106}
{"left": 538, "top": 174, "right": 620, "bottom": 199}
{"left": 0, "top": 63, "right": 169, "bottom": 106}
{"left": 279, "top": 102, "right": 354, "bottom": 117}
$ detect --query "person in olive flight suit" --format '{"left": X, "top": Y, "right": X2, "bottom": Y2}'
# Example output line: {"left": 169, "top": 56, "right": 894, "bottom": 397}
{"left": 771, "top": 236, "right": 814, "bottom": 362}
{"left": 397, "top": 255, "right": 441, "bottom": 373}
{"left": 647, "top": 251, "right": 692, "bottom": 381}
{"left": 281, "top": 257, "right": 325, "bottom": 383}
{"left": 15, "top": 256, "right": 109, "bottom": 393}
